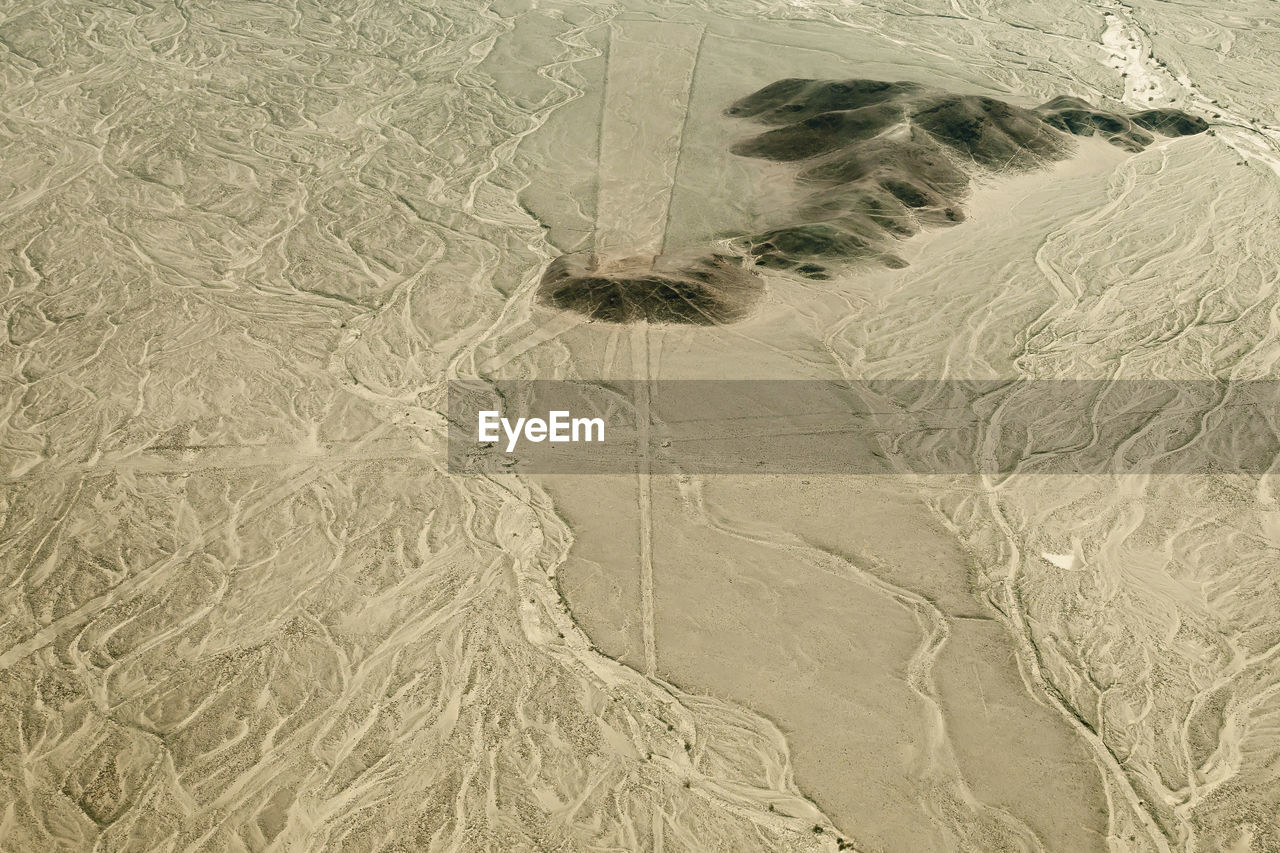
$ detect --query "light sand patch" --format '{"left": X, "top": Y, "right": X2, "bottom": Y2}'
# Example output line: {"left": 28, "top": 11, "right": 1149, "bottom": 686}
{"left": 545, "top": 469, "right": 1110, "bottom": 851}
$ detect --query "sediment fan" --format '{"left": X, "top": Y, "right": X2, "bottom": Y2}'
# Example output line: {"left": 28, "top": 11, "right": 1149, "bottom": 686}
{"left": 537, "top": 78, "right": 1208, "bottom": 324}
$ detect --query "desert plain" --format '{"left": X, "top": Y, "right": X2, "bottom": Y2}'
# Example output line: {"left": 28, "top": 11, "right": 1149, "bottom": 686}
{"left": 2, "top": 0, "right": 1280, "bottom": 852}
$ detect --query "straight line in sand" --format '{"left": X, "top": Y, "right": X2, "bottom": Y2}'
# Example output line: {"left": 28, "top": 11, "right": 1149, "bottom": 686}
{"left": 634, "top": 322, "right": 657, "bottom": 678}
{"left": 595, "top": 20, "right": 704, "bottom": 257}
{"left": 594, "top": 19, "right": 704, "bottom": 679}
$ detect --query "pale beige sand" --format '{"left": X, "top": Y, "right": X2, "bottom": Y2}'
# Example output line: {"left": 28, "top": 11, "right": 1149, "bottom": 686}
{"left": 6, "top": 0, "right": 1280, "bottom": 850}
{"left": 543, "top": 473, "right": 647, "bottom": 670}
{"left": 542, "top": 467, "right": 1109, "bottom": 852}
{"left": 472, "top": 12, "right": 1280, "bottom": 840}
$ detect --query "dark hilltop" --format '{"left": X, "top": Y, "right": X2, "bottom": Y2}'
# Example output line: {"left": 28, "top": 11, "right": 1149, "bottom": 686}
{"left": 537, "top": 251, "right": 764, "bottom": 325}
{"left": 535, "top": 79, "right": 1207, "bottom": 324}
{"left": 726, "top": 79, "right": 1208, "bottom": 279}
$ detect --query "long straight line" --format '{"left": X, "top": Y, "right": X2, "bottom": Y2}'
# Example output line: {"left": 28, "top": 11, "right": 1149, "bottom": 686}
{"left": 592, "top": 20, "right": 703, "bottom": 678}
{"left": 634, "top": 323, "right": 657, "bottom": 677}
{"left": 660, "top": 25, "right": 707, "bottom": 256}
{"left": 591, "top": 26, "right": 611, "bottom": 255}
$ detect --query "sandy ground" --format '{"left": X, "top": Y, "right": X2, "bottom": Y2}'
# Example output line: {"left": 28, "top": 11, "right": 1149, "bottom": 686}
{"left": 4, "top": 1, "right": 1280, "bottom": 852}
